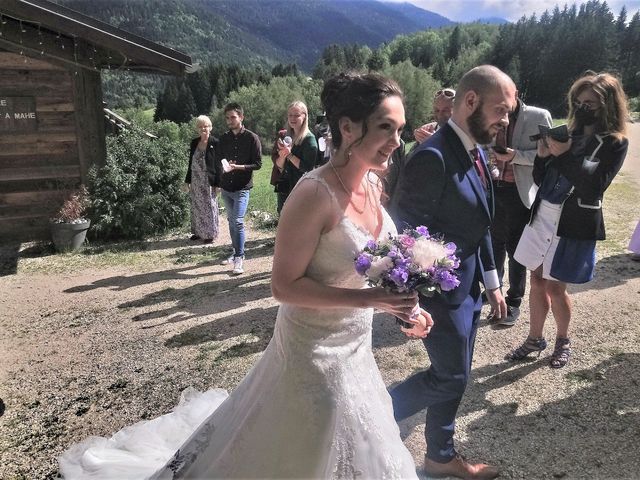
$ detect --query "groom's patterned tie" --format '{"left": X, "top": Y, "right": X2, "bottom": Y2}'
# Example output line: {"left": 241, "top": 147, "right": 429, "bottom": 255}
{"left": 470, "top": 148, "right": 487, "bottom": 189}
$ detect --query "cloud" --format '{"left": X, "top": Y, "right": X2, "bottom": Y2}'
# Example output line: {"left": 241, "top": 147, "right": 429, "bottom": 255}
{"left": 387, "top": 0, "right": 640, "bottom": 22}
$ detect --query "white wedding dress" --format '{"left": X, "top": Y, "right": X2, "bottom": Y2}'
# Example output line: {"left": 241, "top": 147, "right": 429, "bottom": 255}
{"left": 58, "top": 172, "right": 418, "bottom": 479}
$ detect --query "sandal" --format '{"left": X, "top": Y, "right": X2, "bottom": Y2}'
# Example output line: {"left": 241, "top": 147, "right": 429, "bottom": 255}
{"left": 505, "top": 336, "right": 547, "bottom": 361}
{"left": 550, "top": 337, "right": 571, "bottom": 369}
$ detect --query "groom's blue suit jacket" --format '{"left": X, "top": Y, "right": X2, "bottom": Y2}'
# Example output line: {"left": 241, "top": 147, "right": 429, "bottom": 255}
{"left": 389, "top": 123, "right": 496, "bottom": 306}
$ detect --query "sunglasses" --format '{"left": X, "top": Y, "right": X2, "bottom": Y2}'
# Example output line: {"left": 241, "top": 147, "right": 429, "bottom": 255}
{"left": 434, "top": 88, "right": 456, "bottom": 99}
{"left": 573, "top": 100, "right": 599, "bottom": 111}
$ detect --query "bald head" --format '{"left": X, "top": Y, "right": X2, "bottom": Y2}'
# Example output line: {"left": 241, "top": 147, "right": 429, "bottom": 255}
{"left": 452, "top": 65, "right": 517, "bottom": 144}
{"left": 455, "top": 65, "right": 516, "bottom": 105}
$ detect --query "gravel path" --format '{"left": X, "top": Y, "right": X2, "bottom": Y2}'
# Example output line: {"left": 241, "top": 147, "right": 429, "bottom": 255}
{"left": 1, "top": 124, "right": 639, "bottom": 479}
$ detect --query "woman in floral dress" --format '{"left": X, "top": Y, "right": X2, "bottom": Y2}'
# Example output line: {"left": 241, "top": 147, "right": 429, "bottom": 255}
{"left": 186, "top": 115, "right": 219, "bottom": 244}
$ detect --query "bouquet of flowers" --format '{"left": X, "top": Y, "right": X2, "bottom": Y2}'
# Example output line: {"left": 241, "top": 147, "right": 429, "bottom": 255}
{"left": 354, "top": 226, "right": 460, "bottom": 327}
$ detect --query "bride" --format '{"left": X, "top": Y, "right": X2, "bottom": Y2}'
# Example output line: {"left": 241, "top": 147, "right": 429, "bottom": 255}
{"left": 58, "top": 72, "right": 432, "bottom": 479}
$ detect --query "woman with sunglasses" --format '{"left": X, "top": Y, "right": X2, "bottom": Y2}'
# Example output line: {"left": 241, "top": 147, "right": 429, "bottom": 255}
{"left": 506, "top": 72, "right": 629, "bottom": 368}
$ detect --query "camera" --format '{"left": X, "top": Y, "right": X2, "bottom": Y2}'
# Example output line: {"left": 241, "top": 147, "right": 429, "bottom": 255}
{"left": 529, "top": 124, "right": 570, "bottom": 143}
{"left": 276, "top": 129, "right": 291, "bottom": 147}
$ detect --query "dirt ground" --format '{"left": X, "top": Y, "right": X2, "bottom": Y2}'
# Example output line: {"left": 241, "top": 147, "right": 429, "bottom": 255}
{"left": 1, "top": 125, "right": 640, "bottom": 479}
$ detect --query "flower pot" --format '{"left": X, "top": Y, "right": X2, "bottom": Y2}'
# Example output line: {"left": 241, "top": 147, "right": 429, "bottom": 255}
{"left": 50, "top": 219, "right": 91, "bottom": 252}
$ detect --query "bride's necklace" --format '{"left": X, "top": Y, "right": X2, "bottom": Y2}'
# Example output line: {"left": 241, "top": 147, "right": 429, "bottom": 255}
{"left": 329, "top": 159, "right": 369, "bottom": 215}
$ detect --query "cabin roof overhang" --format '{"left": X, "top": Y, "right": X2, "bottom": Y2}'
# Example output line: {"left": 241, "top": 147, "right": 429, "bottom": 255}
{"left": 0, "top": 0, "right": 194, "bottom": 75}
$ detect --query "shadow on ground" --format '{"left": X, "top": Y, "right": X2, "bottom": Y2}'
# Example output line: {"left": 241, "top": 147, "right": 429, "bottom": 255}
{"left": 467, "top": 353, "right": 639, "bottom": 477}
{"left": 164, "top": 305, "right": 279, "bottom": 352}
{"left": 570, "top": 252, "right": 640, "bottom": 293}
{"left": 0, "top": 242, "right": 53, "bottom": 276}
{"left": 118, "top": 271, "right": 273, "bottom": 325}
{"left": 398, "top": 353, "right": 640, "bottom": 478}
{"left": 62, "top": 238, "right": 274, "bottom": 293}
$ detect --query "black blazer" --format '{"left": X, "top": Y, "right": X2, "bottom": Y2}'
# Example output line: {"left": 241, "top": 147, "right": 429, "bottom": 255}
{"left": 531, "top": 133, "right": 627, "bottom": 241}
{"left": 389, "top": 123, "right": 496, "bottom": 306}
{"left": 186, "top": 136, "right": 219, "bottom": 187}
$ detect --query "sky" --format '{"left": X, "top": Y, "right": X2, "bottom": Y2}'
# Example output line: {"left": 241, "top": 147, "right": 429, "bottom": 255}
{"left": 388, "top": 0, "right": 640, "bottom": 22}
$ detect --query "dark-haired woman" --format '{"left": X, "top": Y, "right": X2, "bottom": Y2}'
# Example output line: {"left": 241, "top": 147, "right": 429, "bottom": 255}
{"left": 59, "top": 73, "right": 431, "bottom": 479}
{"left": 507, "top": 72, "right": 629, "bottom": 368}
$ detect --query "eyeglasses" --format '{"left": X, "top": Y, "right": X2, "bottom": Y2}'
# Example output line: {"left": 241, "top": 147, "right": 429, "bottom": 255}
{"left": 434, "top": 88, "right": 456, "bottom": 99}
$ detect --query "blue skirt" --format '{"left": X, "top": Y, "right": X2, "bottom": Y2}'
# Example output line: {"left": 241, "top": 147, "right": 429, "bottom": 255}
{"left": 515, "top": 200, "right": 595, "bottom": 284}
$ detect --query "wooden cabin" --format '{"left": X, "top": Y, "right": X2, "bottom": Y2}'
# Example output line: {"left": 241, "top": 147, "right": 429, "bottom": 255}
{"left": 0, "top": 0, "right": 193, "bottom": 241}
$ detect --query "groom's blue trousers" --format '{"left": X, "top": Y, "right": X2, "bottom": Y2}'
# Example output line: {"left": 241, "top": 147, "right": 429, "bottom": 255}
{"left": 390, "top": 286, "right": 481, "bottom": 463}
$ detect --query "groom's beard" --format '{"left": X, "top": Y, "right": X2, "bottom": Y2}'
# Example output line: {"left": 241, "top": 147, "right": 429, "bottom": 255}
{"left": 467, "top": 100, "right": 495, "bottom": 145}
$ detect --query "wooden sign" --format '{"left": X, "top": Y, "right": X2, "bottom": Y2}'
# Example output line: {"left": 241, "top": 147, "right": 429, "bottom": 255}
{"left": 0, "top": 97, "right": 38, "bottom": 132}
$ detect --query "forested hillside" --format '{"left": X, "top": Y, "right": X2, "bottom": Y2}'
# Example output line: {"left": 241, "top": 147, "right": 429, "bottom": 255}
{"left": 55, "top": 0, "right": 454, "bottom": 108}
{"left": 56, "top": 0, "right": 452, "bottom": 69}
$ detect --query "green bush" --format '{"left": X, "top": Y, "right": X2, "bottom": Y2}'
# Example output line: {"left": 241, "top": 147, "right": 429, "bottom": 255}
{"left": 629, "top": 96, "right": 640, "bottom": 116}
{"left": 89, "top": 130, "right": 189, "bottom": 239}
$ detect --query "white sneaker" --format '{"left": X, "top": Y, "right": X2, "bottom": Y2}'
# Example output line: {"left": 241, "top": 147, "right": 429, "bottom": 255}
{"left": 221, "top": 254, "right": 234, "bottom": 265}
{"left": 232, "top": 257, "right": 244, "bottom": 275}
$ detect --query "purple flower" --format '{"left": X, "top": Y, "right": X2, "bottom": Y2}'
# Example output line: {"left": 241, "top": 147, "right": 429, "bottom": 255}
{"left": 415, "top": 226, "right": 430, "bottom": 237}
{"left": 448, "top": 255, "right": 460, "bottom": 269}
{"left": 436, "top": 269, "right": 460, "bottom": 291}
{"left": 387, "top": 246, "right": 400, "bottom": 259}
{"left": 389, "top": 265, "right": 409, "bottom": 288}
{"left": 355, "top": 253, "right": 372, "bottom": 275}
{"left": 444, "top": 242, "right": 457, "bottom": 256}
{"left": 366, "top": 240, "right": 378, "bottom": 251}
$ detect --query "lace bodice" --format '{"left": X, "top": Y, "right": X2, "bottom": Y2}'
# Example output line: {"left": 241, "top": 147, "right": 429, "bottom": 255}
{"left": 304, "top": 171, "right": 395, "bottom": 288}
{"left": 277, "top": 171, "right": 397, "bottom": 338}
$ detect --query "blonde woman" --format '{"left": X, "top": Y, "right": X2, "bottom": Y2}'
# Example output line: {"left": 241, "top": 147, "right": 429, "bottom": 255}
{"left": 273, "top": 100, "right": 319, "bottom": 213}
{"left": 185, "top": 115, "right": 219, "bottom": 244}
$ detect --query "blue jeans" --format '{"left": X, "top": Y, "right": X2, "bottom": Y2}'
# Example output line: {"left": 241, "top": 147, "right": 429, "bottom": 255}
{"left": 221, "top": 189, "right": 250, "bottom": 258}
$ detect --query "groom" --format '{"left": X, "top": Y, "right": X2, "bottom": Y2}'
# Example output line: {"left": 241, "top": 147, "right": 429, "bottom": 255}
{"left": 389, "top": 65, "right": 516, "bottom": 479}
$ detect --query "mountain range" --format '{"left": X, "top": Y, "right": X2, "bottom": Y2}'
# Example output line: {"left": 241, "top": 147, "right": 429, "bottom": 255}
{"left": 57, "top": 0, "right": 461, "bottom": 70}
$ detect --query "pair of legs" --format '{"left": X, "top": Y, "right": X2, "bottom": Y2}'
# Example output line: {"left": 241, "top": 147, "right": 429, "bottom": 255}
{"left": 221, "top": 189, "right": 250, "bottom": 258}
{"left": 490, "top": 183, "right": 530, "bottom": 308}
{"left": 507, "top": 266, "right": 573, "bottom": 368}
{"left": 528, "top": 266, "right": 571, "bottom": 339}
{"left": 390, "top": 292, "right": 480, "bottom": 463}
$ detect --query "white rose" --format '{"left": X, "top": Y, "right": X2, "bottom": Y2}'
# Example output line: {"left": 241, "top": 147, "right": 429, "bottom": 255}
{"left": 411, "top": 238, "right": 447, "bottom": 269}
{"left": 366, "top": 256, "right": 394, "bottom": 281}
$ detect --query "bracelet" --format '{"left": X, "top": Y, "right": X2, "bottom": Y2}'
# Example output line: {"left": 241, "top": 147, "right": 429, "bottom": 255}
{"left": 287, "top": 153, "right": 293, "bottom": 162}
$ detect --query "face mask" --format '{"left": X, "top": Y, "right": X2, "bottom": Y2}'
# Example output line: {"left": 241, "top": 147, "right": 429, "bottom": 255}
{"left": 574, "top": 104, "right": 598, "bottom": 126}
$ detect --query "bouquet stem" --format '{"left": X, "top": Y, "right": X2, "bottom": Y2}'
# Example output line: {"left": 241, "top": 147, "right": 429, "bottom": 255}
{"left": 396, "top": 302, "right": 421, "bottom": 329}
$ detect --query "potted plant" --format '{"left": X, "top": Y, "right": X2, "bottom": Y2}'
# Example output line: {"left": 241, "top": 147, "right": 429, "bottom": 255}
{"left": 50, "top": 186, "right": 91, "bottom": 252}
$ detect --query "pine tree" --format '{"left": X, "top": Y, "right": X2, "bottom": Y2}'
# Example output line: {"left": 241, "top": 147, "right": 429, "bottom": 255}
{"left": 173, "top": 82, "right": 197, "bottom": 123}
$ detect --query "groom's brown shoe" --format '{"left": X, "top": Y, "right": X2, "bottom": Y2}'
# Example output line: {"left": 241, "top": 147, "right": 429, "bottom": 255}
{"left": 423, "top": 454, "right": 499, "bottom": 479}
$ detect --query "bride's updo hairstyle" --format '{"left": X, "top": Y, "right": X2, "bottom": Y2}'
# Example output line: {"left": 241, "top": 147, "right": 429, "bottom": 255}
{"left": 321, "top": 72, "right": 403, "bottom": 151}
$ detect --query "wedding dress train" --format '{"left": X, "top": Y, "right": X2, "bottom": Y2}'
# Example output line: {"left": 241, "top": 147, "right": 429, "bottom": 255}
{"left": 59, "top": 172, "right": 418, "bottom": 479}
